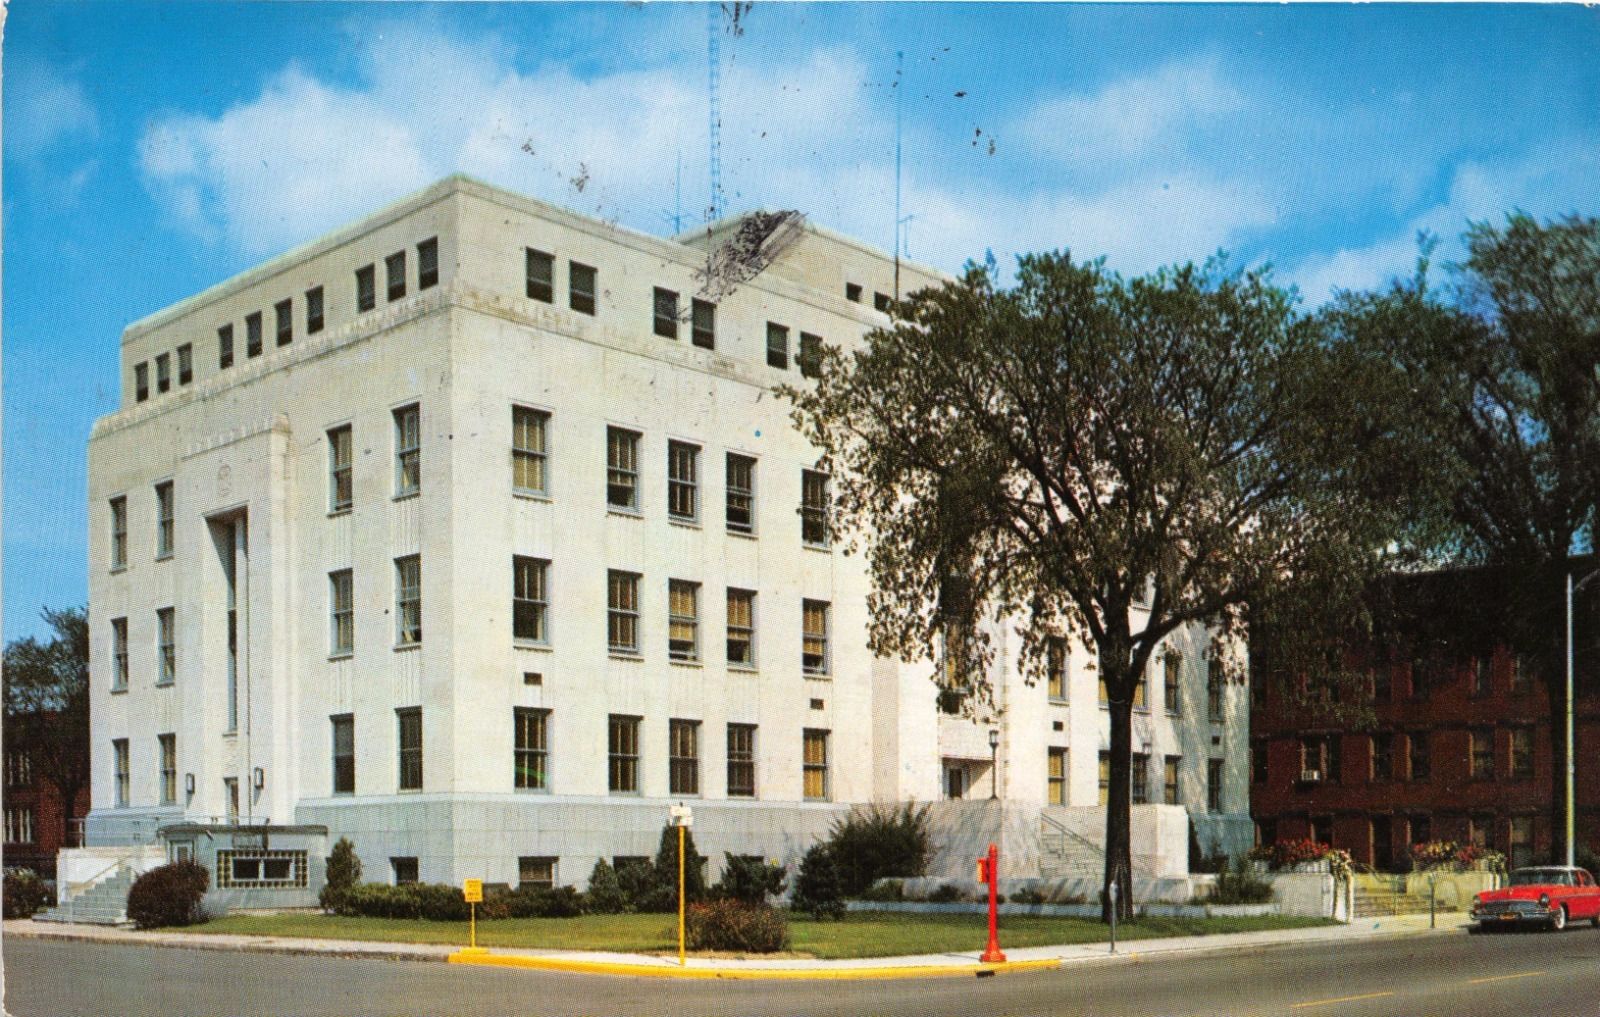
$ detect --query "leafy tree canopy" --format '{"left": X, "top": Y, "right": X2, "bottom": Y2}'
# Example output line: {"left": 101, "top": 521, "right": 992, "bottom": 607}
{"left": 4, "top": 606, "right": 91, "bottom": 847}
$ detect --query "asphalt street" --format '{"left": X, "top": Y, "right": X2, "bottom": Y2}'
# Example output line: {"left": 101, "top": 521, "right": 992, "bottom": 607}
{"left": 8, "top": 925, "right": 1600, "bottom": 1017}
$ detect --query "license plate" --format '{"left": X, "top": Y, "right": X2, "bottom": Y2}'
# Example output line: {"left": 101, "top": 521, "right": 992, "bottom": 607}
{"left": 1499, "top": 914, "right": 1518, "bottom": 921}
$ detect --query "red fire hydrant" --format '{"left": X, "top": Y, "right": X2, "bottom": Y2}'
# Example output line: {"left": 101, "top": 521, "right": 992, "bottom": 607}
{"left": 977, "top": 842, "right": 1006, "bottom": 963}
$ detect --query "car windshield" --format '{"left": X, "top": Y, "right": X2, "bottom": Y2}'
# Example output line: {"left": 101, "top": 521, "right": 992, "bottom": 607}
{"left": 1510, "top": 869, "right": 1573, "bottom": 887}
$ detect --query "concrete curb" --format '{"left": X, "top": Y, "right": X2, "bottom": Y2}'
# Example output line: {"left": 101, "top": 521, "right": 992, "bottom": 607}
{"left": 444, "top": 951, "right": 1062, "bottom": 980}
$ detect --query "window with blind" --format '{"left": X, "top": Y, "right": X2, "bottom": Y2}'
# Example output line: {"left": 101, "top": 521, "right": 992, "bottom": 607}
{"left": 727, "top": 724, "right": 756, "bottom": 797}
{"left": 727, "top": 589, "right": 755, "bottom": 667}
{"left": 512, "top": 407, "right": 549, "bottom": 496}
{"left": 608, "top": 715, "right": 640, "bottom": 793}
{"left": 802, "top": 600, "right": 829, "bottom": 676}
{"left": 668, "top": 580, "right": 699, "bottom": 661}
{"left": 803, "top": 729, "right": 829, "bottom": 800}
{"left": 669, "top": 719, "right": 700, "bottom": 795}
{"left": 608, "top": 571, "right": 640, "bottom": 654}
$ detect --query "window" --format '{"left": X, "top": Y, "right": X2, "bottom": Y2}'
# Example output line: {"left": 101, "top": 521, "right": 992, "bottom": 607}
{"left": 802, "top": 600, "right": 830, "bottom": 676}
{"left": 670, "top": 719, "right": 700, "bottom": 795}
{"left": 328, "top": 425, "right": 353, "bottom": 512}
{"left": 395, "top": 556, "right": 421, "bottom": 646}
{"left": 111, "top": 618, "right": 129, "bottom": 691}
{"left": 1408, "top": 731, "right": 1430, "bottom": 781}
{"left": 607, "top": 570, "right": 640, "bottom": 654}
{"left": 512, "top": 407, "right": 549, "bottom": 496}
{"left": 1372, "top": 732, "right": 1393, "bottom": 781}
{"left": 1509, "top": 727, "right": 1533, "bottom": 779}
{"left": 691, "top": 298, "right": 715, "bottom": 349}
{"left": 1473, "top": 656, "right": 1493, "bottom": 697}
{"left": 246, "top": 311, "right": 263, "bottom": 357}
{"left": 1164, "top": 653, "right": 1182, "bottom": 713}
{"left": 518, "top": 856, "right": 556, "bottom": 888}
{"left": 391, "top": 857, "right": 419, "bottom": 885}
{"left": 608, "top": 715, "right": 640, "bottom": 793}
{"left": 394, "top": 404, "right": 421, "bottom": 496}
{"left": 668, "top": 442, "right": 699, "bottom": 521}
{"left": 846, "top": 282, "right": 863, "bottom": 303}
{"left": 792, "top": 333, "right": 821, "bottom": 380}
{"left": 654, "top": 287, "right": 679, "bottom": 339}
{"left": 331, "top": 715, "right": 354, "bottom": 794}
{"left": 135, "top": 362, "right": 149, "bottom": 402}
{"left": 513, "top": 557, "right": 549, "bottom": 644}
{"left": 766, "top": 322, "right": 789, "bottom": 369}
{"left": 218, "top": 850, "right": 308, "bottom": 888}
{"left": 177, "top": 343, "right": 194, "bottom": 385}
{"left": 724, "top": 588, "right": 757, "bottom": 668}
{"left": 1471, "top": 729, "right": 1494, "bottom": 779}
{"left": 874, "top": 291, "right": 892, "bottom": 312}
{"left": 1131, "top": 753, "right": 1150, "bottom": 804}
{"left": 1207, "top": 659, "right": 1225, "bottom": 722}
{"left": 1468, "top": 814, "right": 1490, "bottom": 851}
{"left": 725, "top": 454, "right": 756, "bottom": 534}
{"left": 801, "top": 470, "right": 830, "bottom": 546}
{"left": 1047, "top": 638, "right": 1068, "bottom": 701}
{"left": 1164, "top": 755, "right": 1181, "bottom": 805}
{"left": 306, "top": 286, "right": 325, "bottom": 334}
{"left": 386, "top": 250, "right": 407, "bottom": 301}
{"left": 110, "top": 496, "right": 127, "bottom": 569}
{"left": 275, "top": 298, "right": 292, "bottom": 346}
{"left": 1207, "top": 758, "right": 1225, "bottom": 812}
{"left": 397, "top": 708, "right": 423, "bottom": 791}
{"left": 1048, "top": 748, "right": 1067, "bottom": 805}
{"left": 157, "top": 607, "right": 176, "bottom": 685}
{"left": 218, "top": 325, "right": 235, "bottom": 368}
{"left": 1511, "top": 654, "right": 1534, "bottom": 692}
{"left": 668, "top": 580, "right": 699, "bottom": 662}
{"left": 570, "top": 261, "right": 596, "bottom": 315}
{"left": 113, "top": 739, "right": 130, "bottom": 807}
{"left": 225, "top": 777, "right": 239, "bottom": 821}
{"left": 156, "top": 353, "right": 171, "bottom": 393}
{"left": 514, "top": 708, "right": 549, "bottom": 791}
{"left": 159, "top": 733, "right": 177, "bottom": 805}
{"left": 330, "top": 570, "right": 354, "bottom": 655}
{"left": 356, "top": 264, "right": 376, "bottom": 312}
{"left": 1302, "top": 735, "right": 1340, "bottom": 783}
{"left": 1409, "top": 814, "right": 1431, "bottom": 846}
{"left": 155, "top": 481, "right": 174, "bottom": 559}
{"left": 606, "top": 427, "right": 639, "bottom": 510}
{"left": 525, "top": 248, "right": 554, "bottom": 303}
{"left": 1510, "top": 816, "right": 1535, "bottom": 869}
{"left": 1251, "top": 740, "right": 1268, "bottom": 784}
{"left": 1097, "top": 751, "right": 1110, "bottom": 806}
{"left": 417, "top": 237, "right": 439, "bottom": 289}
{"left": 4, "top": 807, "right": 34, "bottom": 845}
{"left": 803, "top": 729, "right": 830, "bottom": 800}
{"left": 727, "top": 724, "right": 756, "bottom": 797}
{"left": 1372, "top": 666, "right": 1391, "bottom": 703}
{"left": 1133, "top": 663, "right": 1148, "bottom": 710}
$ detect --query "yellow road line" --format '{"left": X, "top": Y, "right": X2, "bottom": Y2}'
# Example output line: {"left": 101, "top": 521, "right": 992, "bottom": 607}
{"left": 447, "top": 951, "right": 1062, "bottom": 981}
{"left": 1290, "top": 991, "right": 1394, "bottom": 1009}
{"left": 1467, "top": 970, "right": 1545, "bottom": 985}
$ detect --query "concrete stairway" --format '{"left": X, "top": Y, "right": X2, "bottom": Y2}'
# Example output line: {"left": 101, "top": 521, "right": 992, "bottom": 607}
{"left": 35, "top": 867, "right": 135, "bottom": 926}
{"left": 1039, "top": 814, "right": 1105, "bottom": 882}
{"left": 1352, "top": 881, "right": 1449, "bottom": 919}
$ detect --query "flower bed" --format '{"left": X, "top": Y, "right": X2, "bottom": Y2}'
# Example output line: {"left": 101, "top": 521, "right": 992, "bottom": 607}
{"left": 1246, "top": 840, "right": 1353, "bottom": 881}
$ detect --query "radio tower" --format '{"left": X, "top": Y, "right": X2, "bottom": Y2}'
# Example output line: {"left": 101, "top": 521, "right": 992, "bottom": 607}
{"left": 707, "top": 3, "right": 723, "bottom": 223}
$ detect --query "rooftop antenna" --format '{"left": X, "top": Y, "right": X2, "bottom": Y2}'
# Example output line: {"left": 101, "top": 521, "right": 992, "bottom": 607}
{"left": 707, "top": 3, "right": 723, "bottom": 223}
{"left": 894, "top": 50, "right": 903, "bottom": 299}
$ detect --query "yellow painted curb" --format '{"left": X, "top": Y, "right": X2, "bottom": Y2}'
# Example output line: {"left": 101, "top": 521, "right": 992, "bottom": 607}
{"left": 446, "top": 951, "right": 1061, "bottom": 980}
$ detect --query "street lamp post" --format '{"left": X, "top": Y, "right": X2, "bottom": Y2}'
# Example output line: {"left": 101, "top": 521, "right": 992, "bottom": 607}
{"left": 1566, "top": 569, "right": 1600, "bottom": 868}
{"left": 988, "top": 729, "right": 1000, "bottom": 800}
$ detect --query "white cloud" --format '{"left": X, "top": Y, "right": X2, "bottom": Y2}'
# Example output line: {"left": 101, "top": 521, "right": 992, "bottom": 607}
{"left": 8, "top": 54, "right": 100, "bottom": 159}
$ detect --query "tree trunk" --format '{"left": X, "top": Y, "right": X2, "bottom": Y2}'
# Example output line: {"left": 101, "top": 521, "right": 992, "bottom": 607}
{"left": 1101, "top": 649, "right": 1136, "bottom": 923}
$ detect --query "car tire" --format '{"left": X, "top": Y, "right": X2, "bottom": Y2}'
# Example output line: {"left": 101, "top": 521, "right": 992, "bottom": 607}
{"left": 1591, "top": 913, "right": 1600, "bottom": 929}
{"left": 1551, "top": 906, "right": 1567, "bottom": 932}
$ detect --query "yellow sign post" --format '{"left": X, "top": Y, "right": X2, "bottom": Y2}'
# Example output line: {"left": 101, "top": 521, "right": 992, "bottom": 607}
{"left": 670, "top": 804, "right": 693, "bottom": 966}
{"left": 462, "top": 878, "right": 484, "bottom": 953}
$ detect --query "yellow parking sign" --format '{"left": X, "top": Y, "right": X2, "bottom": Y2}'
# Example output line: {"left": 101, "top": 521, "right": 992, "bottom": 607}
{"left": 462, "top": 878, "right": 483, "bottom": 903}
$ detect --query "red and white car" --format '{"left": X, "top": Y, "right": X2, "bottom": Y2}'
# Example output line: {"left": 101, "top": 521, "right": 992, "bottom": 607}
{"left": 1470, "top": 867, "right": 1600, "bottom": 931}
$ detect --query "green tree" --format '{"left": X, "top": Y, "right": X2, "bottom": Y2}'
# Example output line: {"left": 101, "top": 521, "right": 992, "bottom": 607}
{"left": 783, "top": 254, "right": 1398, "bottom": 920}
{"left": 790, "top": 844, "right": 845, "bottom": 921}
{"left": 3, "top": 607, "right": 91, "bottom": 849}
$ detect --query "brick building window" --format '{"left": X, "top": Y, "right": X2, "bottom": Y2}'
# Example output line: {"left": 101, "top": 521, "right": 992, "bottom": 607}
{"left": 1371, "top": 732, "right": 1393, "bottom": 781}
{"left": 1470, "top": 729, "right": 1494, "bottom": 779}
{"left": 1509, "top": 727, "right": 1534, "bottom": 780}
{"left": 1408, "top": 731, "right": 1431, "bottom": 781}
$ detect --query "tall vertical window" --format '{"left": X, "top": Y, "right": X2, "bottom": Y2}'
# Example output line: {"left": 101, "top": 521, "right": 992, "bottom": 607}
{"left": 246, "top": 311, "right": 263, "bottom": 357}
{"left": 668, "top": 442, "right": 699, "bottom": 521}
{"left": 525, "top": 248, "right": 554, "bottom": 302}
{"left": 113, "top": 739, "right": 130, "bottom": 808}
{"left": 1509, "top": 728, "right": 1533, "bottom": 779}
{"left": 330, "top": 570, "right": 354, "bottom": 656}
{"left": 1473, "top": 656, "right": 1493, "bottom": 697}
{"left": 802, "top": 600, "right": 830, "bottom": 675}
{"left": 1372, "top": 732, "right": 1394, "bottom": 781}
{"left": 225, "top": 777, "right": 239, "bottom": 822}
{"left": 669, "top": 719, "right": 700, "bottom": 795}
{"left": 803, "top": 729, "right": 830, "bottom": 800}
{"left": 156, "top": 353, "right": 171, "bottom": 393}
{"left": 155, "top": 481, "right": 175, "bottom": 559}
{"left": 4, "top": 807, "right": 35, "bottom": 844}
{"left": 222, "top": 518, "right": 240, "bottom": 732}
{"left": 1133, "top": 663, "right": 1148, "bottom": 709}
{"left": 1047, "top": 638, "right": 1068, "bottom": 701}
{"left": 691, "top": 298, "right": 715, "bottom": 349}
{"left": 157, "top": 608, "right": 176, "bottom": 685}
{"left": 668, "top": 580, "right": 699, "bottom": 661}
{"left": 1408, "top": 731, "right": 1430, "bottom": 781}
{"left": 1048, "top": 747, "right": 1067, "bottom": 806}
{"left": 395, "top": 556, "right": 421, "bottom": 646}
{"left": 1252, "top": 740, "right": 1269, "bottom": 784}
{"left": 135, "top": 362, "right": 150, "bottom": 402}
{"left": 512, "top": 407, "right": 549, "bottom": 496}
{"left": 1098, "top": 752, "right": 1110, "bottom": 806}
{"left": 275, "top": 298, "right": 293, "bottom": 346}
{"left": 159, "top": 734, "right": 177, "bottom": 805}
{"left": 569, "top": 261, "right": 596, "bottom": 315}
{"left": 331, "top": 715, "right": 354, "bottom": 794}
{"left": 727, "top": 724, "right": 756, "bottom": 797}
{"left": 1207, "top": 759, "right": 1225, "bottom": 812}
{"left": 1164, "top": 653, "right": 1182, "bottom": 713}
{"left": 725, "top": 454, "right": 755, "bottom": 534}
{"left": 606, "top": 427, "right": 640, "bottom": 510}
{"left": 111, "top": 617, "right": 129, "bottom": 691}
{"left": 397, "top": 708, "right": 422, "bottom": 791}
{"left": 798, "top": 332, "right": 823, "bottom": 378}
{"left": 218, "top": 324, "right": 235, "bottom": 368}
{"left": 608, "top": 571, "right": 640, "bottom": 654}
{"left": 1131, "top": 753, "right": 1150, "bottom": 804}
{"left": 328, "top": 425, "right": 353, "bottom": 512}
{"left": 800, "top": 471, "right": 830, "bottom": 546}
{"left": 766, "top": 322, "right": 789, "bottom": 369}
{"left": 356, "top": 264, "right": 376, "bottom": 312}
{"left": 608, "top": 715, "right": 640, "bottom": 793}
{"left": 1207, "top": 659, "right": 1225, "bottom": 722}
{"left": 653, "top": 287, "right": 679, "bottom": 339}
{"left": 386, "top": 251, "right": 407, "bottom": 301}
{"left": 306, "top": 286, "right": 325, "bottom": 334}
{"left": 110, "top": 496, "right": 127, "bottom": 569}
{"left": 1470, "top": 728, "right": 1494, "bottom": 779}
{"left": 514, "top": 708, "right": 549, "bottom": 791}
{"left": 394, "top": 404, "right": 421, "bottom": 496}
{"left": 727, "top": 589, "right": 756, "bottom": 667}
{"left": 177, "top": 343, "right": 194, "bottom": 385}
{"left": 1510, "top": 816, "right": 1535, "bottom": 869}
{"left": 1164, "top": 755, "right": 1181, "bottom": 805}
{"left": 417, "top": 237, "right": 439, "bottom": 289}
{"left": 513, "top": 557, "right": 549, "bottom": 644}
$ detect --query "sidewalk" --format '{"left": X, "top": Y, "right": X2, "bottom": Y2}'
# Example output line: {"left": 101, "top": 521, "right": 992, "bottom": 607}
{"left": 5, "top": 911, "right": 1473, "bottom": 981}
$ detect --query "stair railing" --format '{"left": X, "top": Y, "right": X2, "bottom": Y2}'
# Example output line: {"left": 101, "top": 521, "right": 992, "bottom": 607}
{"left": 1039, "top": 809, "right": 1154, "bottom": 878}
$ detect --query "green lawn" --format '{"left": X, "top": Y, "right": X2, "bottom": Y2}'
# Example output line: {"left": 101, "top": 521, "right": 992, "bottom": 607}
{"left": 192, "top": 911, "right": 1334, "bottom": 960}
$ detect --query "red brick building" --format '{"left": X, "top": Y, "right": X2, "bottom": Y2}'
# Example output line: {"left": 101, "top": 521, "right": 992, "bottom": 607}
{"left": 4, "top": 742, "right": 90, "bottom": 879}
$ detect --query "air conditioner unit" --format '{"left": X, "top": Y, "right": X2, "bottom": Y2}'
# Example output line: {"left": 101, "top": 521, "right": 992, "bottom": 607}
{"left": 1300, "top": 769, "right": 1322, "bottom": 783}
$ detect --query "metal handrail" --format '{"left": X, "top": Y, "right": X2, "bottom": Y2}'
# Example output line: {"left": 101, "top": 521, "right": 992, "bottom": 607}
{"left": 1040, "top": 808, "right": 1154, "bottom": 878}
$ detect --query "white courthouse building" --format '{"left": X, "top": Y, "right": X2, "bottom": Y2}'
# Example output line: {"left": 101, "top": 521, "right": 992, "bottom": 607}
{"left": 78, "top": 176, "right": 1249, "bottom": 907}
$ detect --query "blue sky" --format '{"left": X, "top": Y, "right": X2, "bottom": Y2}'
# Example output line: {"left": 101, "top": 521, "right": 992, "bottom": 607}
{"left": 5, "top": 2, "right": 1599, "bottom": 643}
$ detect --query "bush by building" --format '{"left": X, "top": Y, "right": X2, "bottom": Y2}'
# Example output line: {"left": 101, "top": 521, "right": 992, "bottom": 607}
{"left": 319, "top": 837, "right": 362, "bottom": 913}
{"left": 3, "top": 869, "right": 54, "bottom": 919}
{"left": 503, "top": 884, "right": 585, "bottom": 918}
{"left": 126, "top": 860, "right": 210, "bottom": 929}
{"left": 790, "top": 844, "right": 845, "bottom": 920}
{"left": 685, "top": 899, "right": 791, "bottom": 952}
{"left": 824, "top": 802, "right": 931, "bottom": 898}
{"left": 711, "top": 853, "right": 787, "bottom": 905}
{"left": 859, "top": 878, "right": 904, "bottom": 902}
{"left": 926, "top": 882, "right": 967, "bottom": 903}
{"left": 585, "top": 859, "right": 628, "bottom": 914}
{"left": 1199, "top": 865, "right": 1275, "bottom": 905}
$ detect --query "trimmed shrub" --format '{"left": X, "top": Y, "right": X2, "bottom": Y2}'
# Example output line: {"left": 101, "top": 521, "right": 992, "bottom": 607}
{"left": 585, "top": 859, "right": 628, "bottom": 914}
{"left": 504, "top": 885, "right": 585, "bottom": 918}
{"left": 414, "top": 882, "right": 471, "bottom": 921}
{"left": 319, "top": 837, "right": 362, "bottom": 912}
{"left": 927, "top": 882, "right": 966, "bottom": 903}
{"left": 686, "top": 899, "right": 790, "bottom": 952}
{"left": 126, "top": 861, "right": 210, "bottom": 929}
{"left": 338, "top": 883, "right": 421, "bottom": 919}
{"left": 615, "top": 858, "right": 660, "bottom": 912}
{"left": 859, "top": 878, "right": 904, "bottom": 903}
{"left": 825, "top": 803, "right": 931, "bottom": 898}
{"left": 1201, "top": 866, "right": 1274, "bottom": 906}
{"left": 3, "top": 869, "right": 54, "bottom": 919}
{"left": 790, "top": 844, "right": 845, "bottom": 921}
{"left": 712, "top": 854, "right": 787, "bottom": 905}
{"left": 1007, "top": 888, "right": 1045, "bottom": 905}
